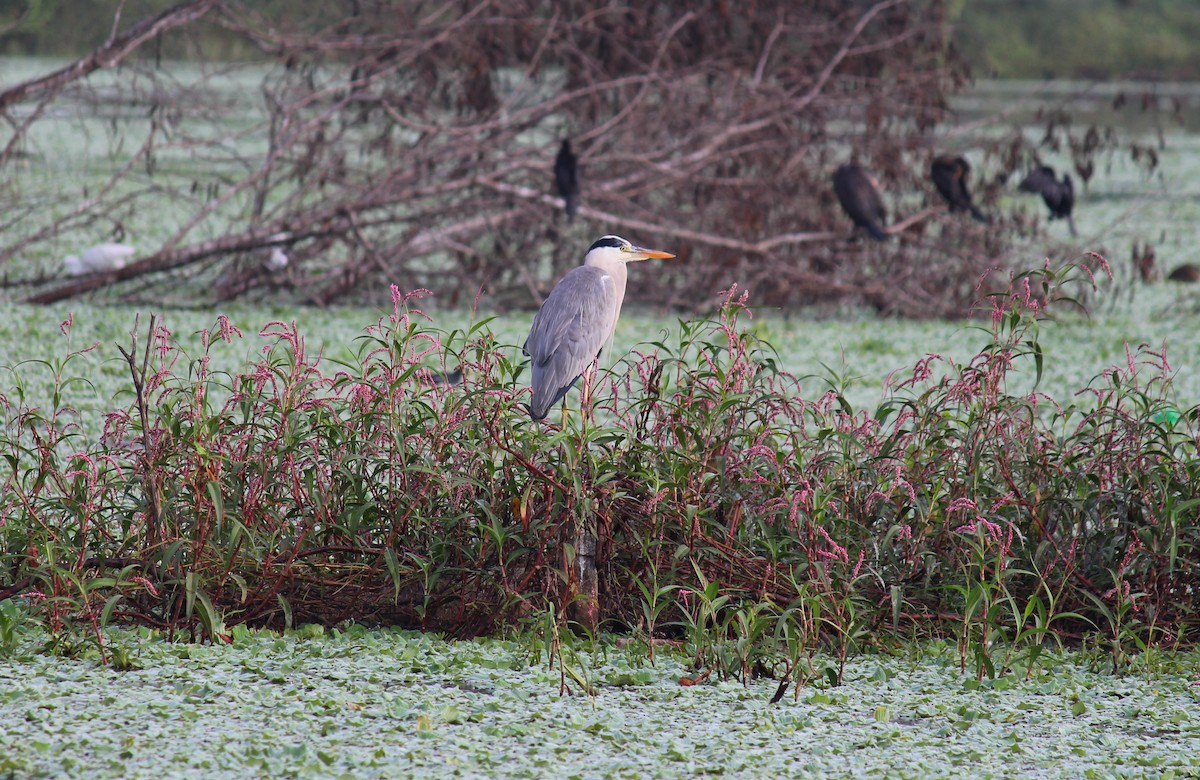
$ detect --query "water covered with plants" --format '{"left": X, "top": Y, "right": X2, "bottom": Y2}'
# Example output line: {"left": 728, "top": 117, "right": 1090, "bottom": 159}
{"left": 1, "top": 622, "right": 1198, "bottom": 779}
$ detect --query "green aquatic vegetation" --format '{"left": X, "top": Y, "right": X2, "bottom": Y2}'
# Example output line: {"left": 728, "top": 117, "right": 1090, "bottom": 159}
{"left": 0, "top": 627, "right": 1198, "bottom": 779}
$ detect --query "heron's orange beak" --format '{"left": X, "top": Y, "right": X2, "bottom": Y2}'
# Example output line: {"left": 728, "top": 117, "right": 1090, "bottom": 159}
{"left": 632, "top": 246, "right": 675, "bottom": 260}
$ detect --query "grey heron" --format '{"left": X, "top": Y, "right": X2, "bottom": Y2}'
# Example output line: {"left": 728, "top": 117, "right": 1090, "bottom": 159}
{"left": 63, "top": 243, "right": 136, "bottom": 275}
{"left": 832, "top": 164, "right": 888, "bottom": 241}
{"left": 523, "top": 235, "right": 674, "bottom": 420}
{"left": 555, "top": 140, "right": 580, "bottom": 220}
{"left": 1019, "top": 165, "right": 1076, "bottom": 237}
{"left": 931, "top": 155, "right": 990, "bottom": 223}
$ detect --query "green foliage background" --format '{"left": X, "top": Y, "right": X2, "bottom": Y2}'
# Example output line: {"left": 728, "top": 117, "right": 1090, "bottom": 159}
{"left": 4, "top": 0, "right": 1200, "bottom": 79}
{"left": 951, "top": 0, "right": 1200, "bottom": 79}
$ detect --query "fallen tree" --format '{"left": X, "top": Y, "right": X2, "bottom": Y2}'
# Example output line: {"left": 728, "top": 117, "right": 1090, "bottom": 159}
{"left": 0, "top": 0, "right": 1157, "bottom": 315}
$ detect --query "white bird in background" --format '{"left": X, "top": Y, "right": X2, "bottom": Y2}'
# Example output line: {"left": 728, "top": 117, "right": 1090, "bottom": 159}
{"left": 63, "top": 243, "right": 136, "bottom": 276}
{"left": 265, "top": 247, "right": 289, "bottom": 271}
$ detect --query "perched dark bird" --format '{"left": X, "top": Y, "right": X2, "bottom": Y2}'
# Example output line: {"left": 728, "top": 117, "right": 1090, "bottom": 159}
{"left": 1019, "top": 165, "right": 1077, "bottom": 237}
{"left": 931, "top": 155, "right": 990, "bottom": 223}
{"left": 832, "top": 164, "right": 888, "bottom": 241}
{"left": 1167, "top": 264, "right": 1200, "bottom": 283}
{"left": 555, "top": 140, "right": 580, "bottom": 220}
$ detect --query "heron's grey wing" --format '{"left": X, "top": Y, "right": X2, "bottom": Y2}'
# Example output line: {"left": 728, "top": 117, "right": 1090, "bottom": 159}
{"left": 523, "top": 266, "right": 618, "bottom": 419}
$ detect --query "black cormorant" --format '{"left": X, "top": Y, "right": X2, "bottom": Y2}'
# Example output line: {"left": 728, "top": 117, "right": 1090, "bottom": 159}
{"left": 931, "top": 155, "right": 989, "bottom": 223}
{"left": 1019, "top": 165, "right": 1076, "bottom": 237}
{"left": 555, "top": 140, "right": 580, "bottom": 221}
{"left": 832, "top": 164, "right": 888, "bottom": 241}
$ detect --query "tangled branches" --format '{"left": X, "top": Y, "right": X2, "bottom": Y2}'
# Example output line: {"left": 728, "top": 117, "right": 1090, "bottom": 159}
{"left": 4, "top": 0, "right": 1012, "bottom": 315}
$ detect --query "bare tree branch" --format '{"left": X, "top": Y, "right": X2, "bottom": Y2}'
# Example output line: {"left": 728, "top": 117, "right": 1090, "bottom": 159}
{"left": 0, "top": 0, "right": 219, "bottom": 111}
{"left": 3, "top": 0, "right": 1049, "bottom": 317}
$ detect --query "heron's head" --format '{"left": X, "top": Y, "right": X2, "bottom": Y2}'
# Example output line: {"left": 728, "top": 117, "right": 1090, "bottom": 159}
{"left": 584, "top": 235, "right": 675, "bottom": 267}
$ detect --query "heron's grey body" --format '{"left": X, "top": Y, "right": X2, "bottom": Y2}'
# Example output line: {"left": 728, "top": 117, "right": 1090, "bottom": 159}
{"left": 523, "top": 235, "right": 674, "bottom": 420}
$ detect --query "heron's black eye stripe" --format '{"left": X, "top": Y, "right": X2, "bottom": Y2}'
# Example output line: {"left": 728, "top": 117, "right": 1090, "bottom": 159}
{"left": 590, "top": 235, "right": 628, "bottom": 250}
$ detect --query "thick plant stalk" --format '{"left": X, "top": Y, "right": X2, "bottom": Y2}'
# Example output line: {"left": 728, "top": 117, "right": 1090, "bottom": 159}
{"left": 570, "top": 529, "right": 598, "bottom": 634}
{"left": 117, "top": 314, "right": 165, "bottom": 549}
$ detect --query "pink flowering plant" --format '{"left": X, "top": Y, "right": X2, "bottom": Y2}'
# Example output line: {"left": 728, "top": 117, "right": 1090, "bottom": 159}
{"left": 0, "top": 260, "right": 1196, "bottom": 684}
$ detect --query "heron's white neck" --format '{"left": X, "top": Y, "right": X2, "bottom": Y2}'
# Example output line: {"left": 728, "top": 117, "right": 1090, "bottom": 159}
{"left": 584, "top": 252, "right": 629, "bottom": 338}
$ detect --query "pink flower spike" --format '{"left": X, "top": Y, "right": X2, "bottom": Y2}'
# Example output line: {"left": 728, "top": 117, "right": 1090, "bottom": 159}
{"left": 216, "top": 314, "right": 243, "bottom": 343}
{"left": 131, "top": 577, "right": 160, "bottom": 597}
{"left": 946, "top": 497, "right": 978, "bottom": 514}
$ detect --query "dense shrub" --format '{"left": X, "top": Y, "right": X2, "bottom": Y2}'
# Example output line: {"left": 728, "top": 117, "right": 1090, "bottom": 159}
{"left": 1, "top": 263, "right": 1196, "bottom": 679}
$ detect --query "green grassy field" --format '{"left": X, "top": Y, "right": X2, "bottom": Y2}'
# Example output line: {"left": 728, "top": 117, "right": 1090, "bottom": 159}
{"left": 3, "top": 276, "right": 1199, "bottom": 443}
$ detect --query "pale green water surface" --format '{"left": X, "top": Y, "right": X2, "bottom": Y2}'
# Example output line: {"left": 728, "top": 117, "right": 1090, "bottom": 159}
{"left": 1, "top": 628, "right": 1199, "bottom": 779}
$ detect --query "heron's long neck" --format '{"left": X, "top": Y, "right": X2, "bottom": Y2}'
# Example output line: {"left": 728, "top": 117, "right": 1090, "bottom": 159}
{"left": 586, "top": 255, "right": 628, "bottom": 336}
